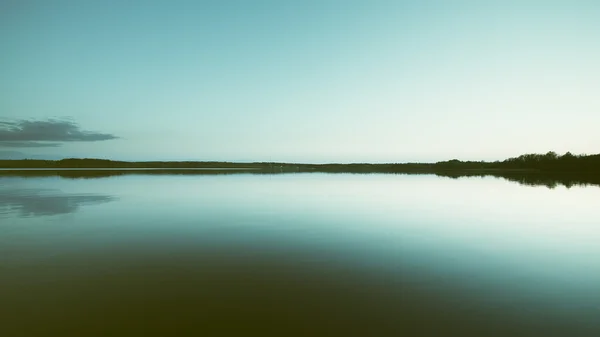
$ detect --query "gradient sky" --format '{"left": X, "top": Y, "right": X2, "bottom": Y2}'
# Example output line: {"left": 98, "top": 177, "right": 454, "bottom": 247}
{"left": 1, "top": 0, "right": 599, "bottom": 162}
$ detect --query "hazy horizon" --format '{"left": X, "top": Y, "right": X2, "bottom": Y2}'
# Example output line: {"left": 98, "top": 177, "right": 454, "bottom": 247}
{"left": 2, "top": 1, "right": 599, "bottom": 162}
{"left": 0, "top": 149, "right": 596, "bottom": 164}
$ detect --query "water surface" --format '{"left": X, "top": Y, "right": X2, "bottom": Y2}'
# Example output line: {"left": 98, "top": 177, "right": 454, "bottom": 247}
{"left": 1, "top": 173, "right": 599, "bottom": 336}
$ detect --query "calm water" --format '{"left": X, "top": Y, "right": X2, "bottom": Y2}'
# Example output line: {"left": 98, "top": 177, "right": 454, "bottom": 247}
{"left": 1, "top": 173, "right": 599, "bottom": 336}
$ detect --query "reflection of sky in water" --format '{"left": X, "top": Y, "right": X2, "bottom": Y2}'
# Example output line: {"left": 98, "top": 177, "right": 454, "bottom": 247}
{"left": 1, "top": 174, "right": 599, "bottom": 335}
{"left": 0, "top": 188, "right": 115, "bottom": 217}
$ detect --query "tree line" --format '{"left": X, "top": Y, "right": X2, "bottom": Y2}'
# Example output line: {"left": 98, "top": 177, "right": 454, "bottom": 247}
{"left": 1, "top": 151, "right": 599, "bottom": 173}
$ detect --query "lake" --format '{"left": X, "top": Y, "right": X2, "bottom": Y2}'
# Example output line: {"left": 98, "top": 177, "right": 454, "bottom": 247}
{"left": 1, "top": 172, "right": 599, "bottom": 337}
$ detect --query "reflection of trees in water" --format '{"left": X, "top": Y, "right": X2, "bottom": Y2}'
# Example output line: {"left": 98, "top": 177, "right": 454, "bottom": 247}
{"left": 435, "top": 171, "right": 600, "bottom": 189}
{"left": 1, "top": 169, "right": 599, "bottom": 190}
{"left": 502, "top": 173, "right": 600, "bottom": 189}
{"left": 0, "top": 169, "right": 261, "bottom": 179}
{"left": 0, "top": 188, "right": 115, "bottom": 217}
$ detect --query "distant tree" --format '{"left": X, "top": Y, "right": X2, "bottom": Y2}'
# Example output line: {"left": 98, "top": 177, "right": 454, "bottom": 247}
{"left": 544, "top": 151, "right": 558, "bottom": 160}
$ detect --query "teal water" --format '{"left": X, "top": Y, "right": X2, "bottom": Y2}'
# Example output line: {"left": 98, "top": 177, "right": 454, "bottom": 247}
{"left": 1, "top": 173, "right": 599, "bottom": 336}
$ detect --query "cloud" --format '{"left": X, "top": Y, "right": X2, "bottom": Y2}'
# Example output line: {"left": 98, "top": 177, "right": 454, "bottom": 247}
{"left": 0, "top": 118, "right": 117, "bottom": 147}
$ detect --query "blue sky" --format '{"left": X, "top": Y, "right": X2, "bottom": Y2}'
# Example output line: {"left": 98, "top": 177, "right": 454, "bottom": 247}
{"left": 1, "top": 0, "right": 599, "bottom": 162}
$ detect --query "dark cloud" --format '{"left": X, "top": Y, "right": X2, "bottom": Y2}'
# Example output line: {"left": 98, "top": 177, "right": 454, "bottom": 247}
{"left": 0, "top": 118, "right": 117, "bottom": 147}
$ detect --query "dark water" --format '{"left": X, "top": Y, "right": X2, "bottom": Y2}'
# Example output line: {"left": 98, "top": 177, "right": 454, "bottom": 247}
{"left": 1, "top": 173, "right": 599, "bottom": 337}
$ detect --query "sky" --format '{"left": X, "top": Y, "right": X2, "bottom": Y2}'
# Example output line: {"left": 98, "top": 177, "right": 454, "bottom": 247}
{"left": 1, "top": 0, "right": 599, "bottom": 163}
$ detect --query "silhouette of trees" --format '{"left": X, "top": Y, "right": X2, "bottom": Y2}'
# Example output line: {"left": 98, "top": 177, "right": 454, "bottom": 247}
{"left": 2, "top": 152, "right": 600, "bottom": 189}
{"left": 499, "top": 152, "right": 600, "bottom": 171}
{"left": 2, "top": 151, "right": 600, "bottom": 174}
